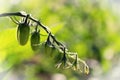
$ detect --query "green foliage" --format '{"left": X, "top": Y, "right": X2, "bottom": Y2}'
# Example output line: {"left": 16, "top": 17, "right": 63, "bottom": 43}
{"left": 0, "top": 11, "right": 89, "bottom": 80}
{"left": 0, "top": 0, "right": 120, "bottom": 80}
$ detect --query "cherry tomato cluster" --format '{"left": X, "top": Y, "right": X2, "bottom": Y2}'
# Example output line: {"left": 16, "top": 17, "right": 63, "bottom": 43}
{"left": 16, "top": 14, "right": 40, "bottom": 51}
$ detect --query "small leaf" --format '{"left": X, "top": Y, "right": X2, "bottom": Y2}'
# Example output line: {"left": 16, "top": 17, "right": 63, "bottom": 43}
{"left": 72, "top": 57, "right": 77, "bottom": 70}
{"left": 84, "top": 63, "right": 89, "bottom": 74}
{"left": 78, "top": 59, "right": 89, "bottom": 74}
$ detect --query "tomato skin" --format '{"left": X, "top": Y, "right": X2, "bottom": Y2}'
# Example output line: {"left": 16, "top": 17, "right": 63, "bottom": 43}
{"left": 30, "top": 31, "right": 40, "bottom": 51}
{"left": 17, "top": 23, "right": 30, "bottom": 46}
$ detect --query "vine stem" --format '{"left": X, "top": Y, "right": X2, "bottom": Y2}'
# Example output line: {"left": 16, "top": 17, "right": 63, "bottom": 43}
{"left": 0, "top": 11, "right": 50, "bottom": 33}
{"left": 0, "top": 11, "right": 66, "bottom": 51}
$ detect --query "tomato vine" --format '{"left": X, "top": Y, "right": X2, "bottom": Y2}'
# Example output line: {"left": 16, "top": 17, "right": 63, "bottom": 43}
{"left": 0, "top": 11, "right": 89, "bottom": 74}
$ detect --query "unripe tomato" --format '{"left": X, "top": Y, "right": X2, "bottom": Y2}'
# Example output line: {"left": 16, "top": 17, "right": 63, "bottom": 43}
{"left": 30, "top": 31, "right": 40, "bottom": 51}
{"left": 17, "top": 23, "right": 30, "bottom": 45}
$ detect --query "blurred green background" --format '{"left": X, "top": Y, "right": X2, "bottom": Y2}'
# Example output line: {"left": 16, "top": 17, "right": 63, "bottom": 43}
{"left": 0, "top": 0, "right": 120, "bottom": 80}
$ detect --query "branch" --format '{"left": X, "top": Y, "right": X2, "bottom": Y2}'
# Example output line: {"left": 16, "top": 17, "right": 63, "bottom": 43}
{"left": 0, "top": 11, "right": 49, "bottom": 33}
